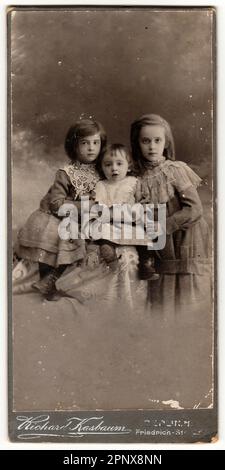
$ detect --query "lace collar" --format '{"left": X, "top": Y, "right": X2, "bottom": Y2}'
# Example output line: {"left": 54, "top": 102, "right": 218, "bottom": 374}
{"left": 62, "top": 160, "right": 100, "bottom": 199}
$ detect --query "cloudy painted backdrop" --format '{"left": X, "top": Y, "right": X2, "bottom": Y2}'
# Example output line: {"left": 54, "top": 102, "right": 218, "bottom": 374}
{"left": 10, "top": 8, "right": 214, "bottom": 230}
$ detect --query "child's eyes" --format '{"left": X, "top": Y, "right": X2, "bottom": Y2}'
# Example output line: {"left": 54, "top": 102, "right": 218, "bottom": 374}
{"left": 103, "top": 161, "right": 124, "bottom": 167}
{"left": 142, "top": 138, "right": 161, "bottom": 144}
{"left": 80, "top": 140, "right": 100, "bottom": 145}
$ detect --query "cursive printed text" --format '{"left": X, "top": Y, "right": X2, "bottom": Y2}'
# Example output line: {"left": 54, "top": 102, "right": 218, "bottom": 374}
{"left": 16, "top": 415, "right": 131, "bottom": 439}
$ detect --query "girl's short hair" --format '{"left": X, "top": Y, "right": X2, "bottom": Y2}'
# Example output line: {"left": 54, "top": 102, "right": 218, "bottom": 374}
{"left": 130, "top": 114, "right": 175, "bottom": 172}
{"left": 96, "top": 143, "right": 134, "bottom": 177}
{"left": 64, "top": 119, "right": 107, "bottom": 161}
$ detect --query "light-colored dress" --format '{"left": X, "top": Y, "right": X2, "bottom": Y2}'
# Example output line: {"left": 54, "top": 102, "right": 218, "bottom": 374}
{"left": 95, "top": 176, "right": 137, "bottom": 206}
{"left": 14, "top": 174, "right": 147, "bottom": 309}
{"left": 90, "top": 176, "right": 154, "bottom": 246}
{"left": 56, "top": 176, "right": 147, "bottom": 309}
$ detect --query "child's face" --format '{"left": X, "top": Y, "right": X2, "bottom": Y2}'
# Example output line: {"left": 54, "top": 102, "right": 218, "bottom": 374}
{"left": 138, "top": 125, "right": 166, "bottom": 163}
{"left": 76, "top": 133, "right": 101, "bottom": 163}
{"left": 102, "top": 150, "right": 129, "bottom": 182}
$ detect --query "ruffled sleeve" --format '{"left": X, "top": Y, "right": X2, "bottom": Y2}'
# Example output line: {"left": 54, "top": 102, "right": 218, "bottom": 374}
{"left": 135, "top": 160, "right": 202, "bottom": 204}
{"left": 167, "top": 161, "right": 202, "bottom": 193}
{"left": 135, "top": 160, "right": 204, "bottom": 235}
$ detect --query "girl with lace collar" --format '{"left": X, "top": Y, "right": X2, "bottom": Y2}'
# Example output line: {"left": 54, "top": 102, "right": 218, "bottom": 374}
{"left": 131, "top": 114, "right": 211, "bottom": 313}
{"left": 16, "top": 119, "right": 107, "bottom": 300}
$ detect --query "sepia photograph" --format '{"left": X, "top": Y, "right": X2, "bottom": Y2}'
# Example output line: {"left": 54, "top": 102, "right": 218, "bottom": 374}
{"left": 8, "top": 6, "right": 216, "bottom": 443}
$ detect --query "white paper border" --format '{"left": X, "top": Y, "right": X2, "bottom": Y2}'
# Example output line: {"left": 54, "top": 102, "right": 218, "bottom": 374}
{"left": 1, "top": 0, "right": 224, "bottom": 451}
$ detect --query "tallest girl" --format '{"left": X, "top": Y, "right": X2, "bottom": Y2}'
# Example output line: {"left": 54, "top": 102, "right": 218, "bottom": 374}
{"left": 131, "top": 114, "right": 211, "bottom": 314}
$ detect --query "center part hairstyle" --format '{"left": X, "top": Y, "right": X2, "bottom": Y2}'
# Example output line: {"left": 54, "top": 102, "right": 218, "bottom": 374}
{"left": 130, "top": 114, "right": 175, "bottom": 171}
{"left": 64, "top": 118, "right": 107, "bottom": 161}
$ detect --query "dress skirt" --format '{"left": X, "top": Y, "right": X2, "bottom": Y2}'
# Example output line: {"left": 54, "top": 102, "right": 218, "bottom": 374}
{"left": 16, "top": 209, "right": 86, "bottom": 267}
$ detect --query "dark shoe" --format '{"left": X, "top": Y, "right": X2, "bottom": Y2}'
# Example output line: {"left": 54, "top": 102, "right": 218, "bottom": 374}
{"left": 45, "top": 291, "right": 62, "bottom": 302}
{"left": 39, "top": 262, "right": 53, "bottom": 280}
{"left": 139, "top": 260, "right": 159, "bottom": 281}
{"left": 32, "top": 269, "right": 59, "bottom": 296}
{"left": 13, "top": 251, "right": 21, "bottom": 269}
{"left": 100, "top": 243, "right": 117, "bottom": 264}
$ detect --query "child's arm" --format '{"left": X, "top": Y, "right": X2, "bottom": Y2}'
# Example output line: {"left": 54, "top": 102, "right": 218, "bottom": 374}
{"left": 166, "top": 186, "right": 203, "bottom": 234}
{"left": 47, "top": 170, "right": 81, "bottom": 216}
{"left": 135, "top": 165, "right": 203, "bottom": 235}
{"left": 48, "top": 170, "right": 72, "bottom": 215}
{"left": 165, "top": 162, "right": 204, "bottom": 234}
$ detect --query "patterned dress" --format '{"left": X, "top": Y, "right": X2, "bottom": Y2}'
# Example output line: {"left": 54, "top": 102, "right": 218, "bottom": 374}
{"left": 16, "top": 161, "right": 100, "bottom": 267}
{"left": 136, "top": 158, "right": 212, "bottom": 315}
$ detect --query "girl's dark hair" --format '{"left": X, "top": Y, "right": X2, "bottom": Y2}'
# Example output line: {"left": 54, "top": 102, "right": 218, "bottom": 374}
{"left": 130, "top": 114, "right": 175, "bottom": 172}
{"left": 96, "top": 143, "right": 134, "bottom": 177}
{"left": 64, "top": 119, "right": 107, "bottom": 161}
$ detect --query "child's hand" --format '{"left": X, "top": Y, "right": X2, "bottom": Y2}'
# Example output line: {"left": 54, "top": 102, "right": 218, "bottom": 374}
{"left": 82, "top": 190, "right": 96, "bottom": 200}
{"left": 89, "top": 199, "right": 96, "bottom": 209}
{"left": 140, "top": 197, "right": 151, "bottom": 204}
{"left": 89, "top": 190, "right": 96, "bottom": 201}
{"left": 80, "top": 190, "right": 94, "bottom": 197}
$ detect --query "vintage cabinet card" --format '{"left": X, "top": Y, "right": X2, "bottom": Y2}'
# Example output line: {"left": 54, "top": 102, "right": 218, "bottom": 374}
{"left": 8, "top": 6, "right": 216, "bottom": 443}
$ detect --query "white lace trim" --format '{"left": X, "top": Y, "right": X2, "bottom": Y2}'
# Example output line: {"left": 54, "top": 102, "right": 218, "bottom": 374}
{"left": 62, "top": 161, "right": 100, "bottom": 199}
